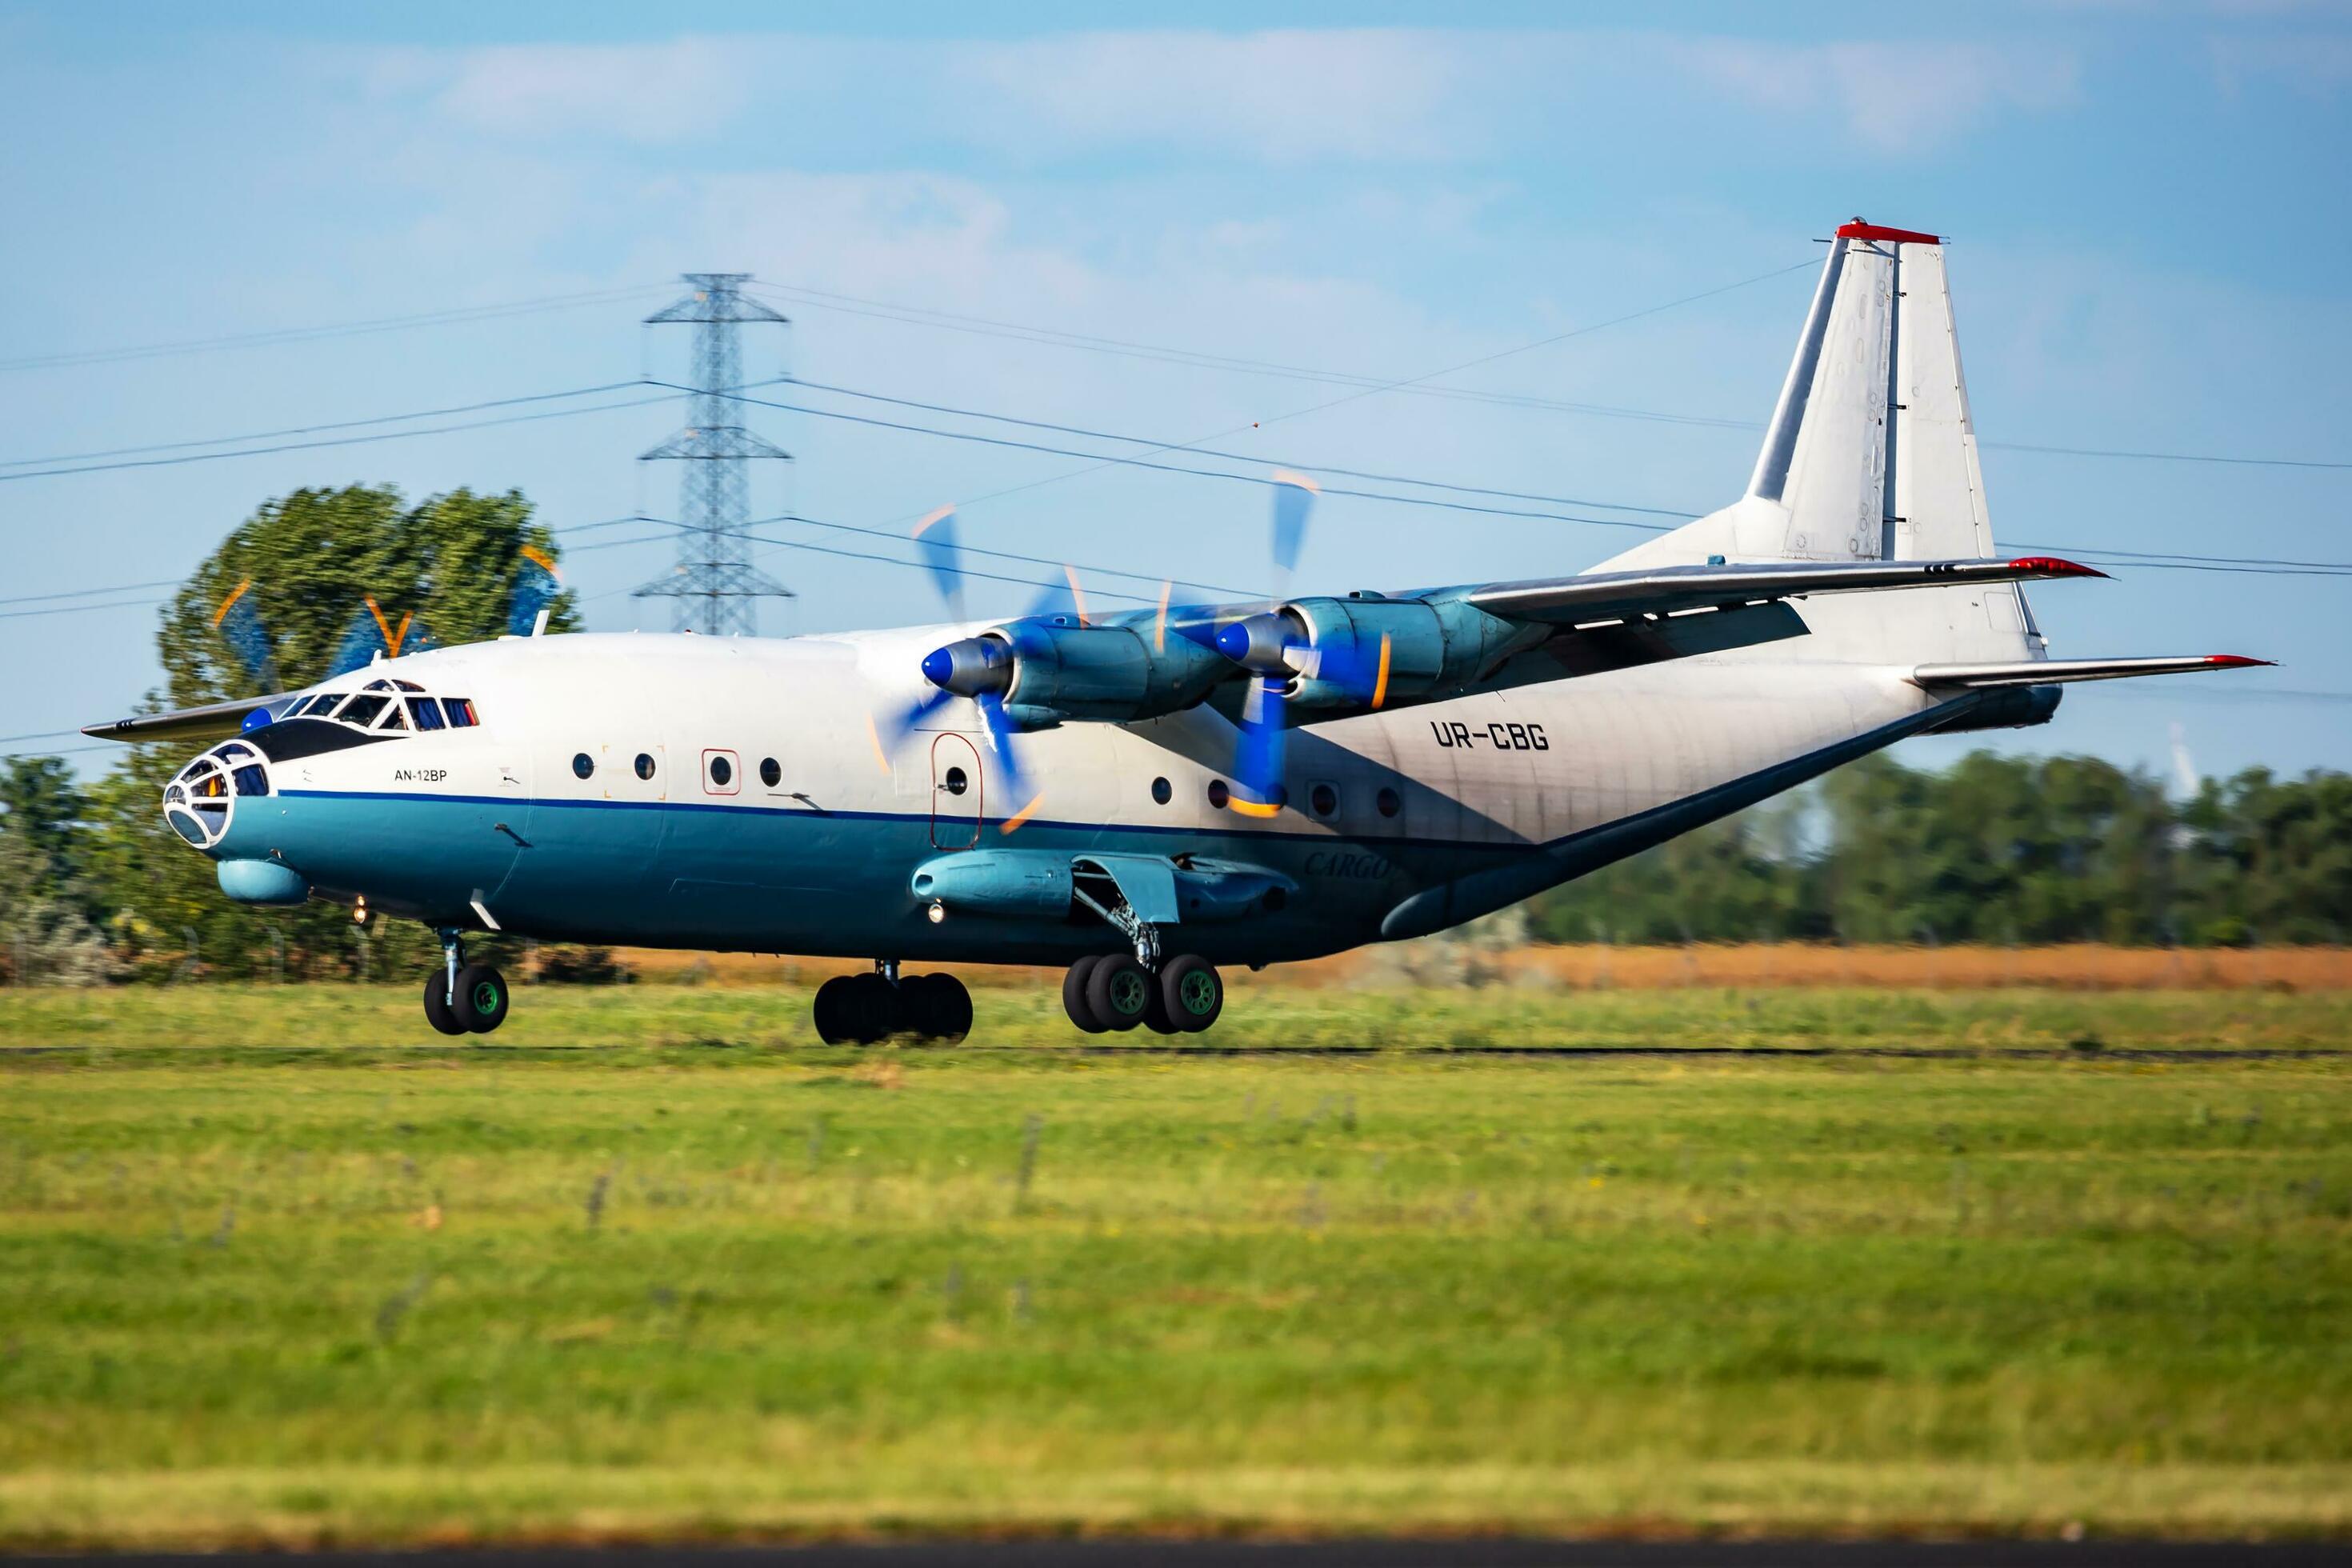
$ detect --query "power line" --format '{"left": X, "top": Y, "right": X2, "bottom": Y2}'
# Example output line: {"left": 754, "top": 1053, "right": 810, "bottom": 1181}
{"left": 0, "top": 386, "right": 691, "bottom": 483}
{"left": 0, "top": 578, "right": 182, "bottom": 609}
{"left": 0, "top": 597, "right": 165, "bottom": 621}
{"left": 782, "top": 378, "right": 1699, "bottom": 518}
{"left": 0, "top": 283, "right": 669, "bottom": 376}
{"left": 746, "top": 279, "right": 1761, "bottom": 431}
{"left": 746, "top": 276, "right": 2352, "bottom": 474}
{"left": 1990, "top": 439, "right": 2352, "bottom": 472}
{"left": 682, "top": 382, "right": 1682, "bottom": 534}
{"left": 0, "top": 382, "right": 646, "bottom": 470}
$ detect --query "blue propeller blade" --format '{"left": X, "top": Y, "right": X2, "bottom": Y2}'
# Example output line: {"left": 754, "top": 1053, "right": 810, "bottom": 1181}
{"left": 1231, "top": 676, "right": 1287, "bottom": 814}
{"left": 507, "top": 546, "right": 564, "bottom": 638}
{"left": 1271, "top": 472, "right": 1316, "bottom": 583}
{"left": 974, "top": 689, "right": 1042, "bottom": 828}
{"left": 210, "top": 581, "right": 279, "bottom": 692}
{"left": 911, "top": 506, "right": 966, "bottom": 619}
{"left": 325, "top": 604, "right": 390, "bottom": 679}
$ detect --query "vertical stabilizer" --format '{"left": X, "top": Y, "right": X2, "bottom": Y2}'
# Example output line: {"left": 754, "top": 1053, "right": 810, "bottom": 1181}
{"left": 1888, "top": 241, "right": 1996, "bottom": 561}
{"left": 1745, "top": 224, "right": 1899, "bottom": 562}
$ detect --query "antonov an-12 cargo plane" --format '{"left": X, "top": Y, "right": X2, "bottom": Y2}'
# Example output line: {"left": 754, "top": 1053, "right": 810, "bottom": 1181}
{"left": 90, "top": 220, "right": 2267, "bottom": 1042}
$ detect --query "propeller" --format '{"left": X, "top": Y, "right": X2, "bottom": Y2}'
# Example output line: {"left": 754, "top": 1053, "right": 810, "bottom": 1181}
{"left": 210, "top": 581, "right": 281, "bottom": 694}
{"left": 868, "top": 634, "right": 1041, "bottom": 830}
{"left": 873, "top": 472, "right": 1332, "bottom": 825}
{"left": 1213, "top": 606, "right": 1390, "bottom": 815}
{"left": 507, "top": 546, "right": 564, "bottom": 638}
{"left": 206, "top": 545, "right": 566, "bottom": 698}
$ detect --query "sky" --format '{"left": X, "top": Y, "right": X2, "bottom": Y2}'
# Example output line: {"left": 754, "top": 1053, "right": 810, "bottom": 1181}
{"left": 2, "top": 0, "right": 2348, "bottom": 785}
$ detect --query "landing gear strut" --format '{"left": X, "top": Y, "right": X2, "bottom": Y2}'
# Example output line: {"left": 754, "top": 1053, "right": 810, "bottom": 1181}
{"left": 1061, "top": 951, "right": 1223, "bottom": 1034}
{"left": 422, "top": 929, "right": 508, "bottom": 1036}
{"left": 812, "top": 962, "right": 972, "bottom": 1046}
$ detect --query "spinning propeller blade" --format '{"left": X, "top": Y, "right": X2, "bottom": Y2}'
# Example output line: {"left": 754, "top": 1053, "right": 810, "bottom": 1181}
{"left": 1270, "top": 470, "right": 1317, "bottom": 600}
{"left": 1230, "top": 675, "right": 1287, "bottom": 817}
{"left": 911, "top": 506, "right": 966, "bottom": 621}
{"left": 507, "top": 546, "right": 564, "bottom": 638}
{"left": 210, "top": 581, "right": 280, "bottom": 693}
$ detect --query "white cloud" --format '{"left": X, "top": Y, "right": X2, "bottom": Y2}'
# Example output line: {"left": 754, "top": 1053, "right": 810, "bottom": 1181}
{"left": 949, "top": 28, "right": 1485, "bottom": 163}
{"left": 1666, "top": 38, "right": 2080, "bottom": 153}
{"left": 429, "top": 38, "right": 753, "bottom": 142}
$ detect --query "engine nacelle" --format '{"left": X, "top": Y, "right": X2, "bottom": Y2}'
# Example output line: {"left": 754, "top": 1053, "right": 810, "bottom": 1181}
{"left": 925, "top": 621, "right": 1231, "bottom": 726}
{"left": 1260, "top": 595, "right": 1529, "bottom": 709}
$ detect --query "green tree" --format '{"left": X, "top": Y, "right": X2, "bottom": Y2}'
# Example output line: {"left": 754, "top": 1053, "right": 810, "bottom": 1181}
{"left": 86, "top": 484, "right": 568, "bottom": 979}
{"left": 158, "top": 485, "right": 575, "bottom": 703}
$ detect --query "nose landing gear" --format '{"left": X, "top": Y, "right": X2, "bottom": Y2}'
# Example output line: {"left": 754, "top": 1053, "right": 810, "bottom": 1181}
{"left": 1061, "top": 951, "right": 1223, "bottom": 1034}
{"left": 422, "top": 930, "right": 509, "bottom": 1036}
{"left": 812, "top": 962, "right": 973, "bottom": 1045}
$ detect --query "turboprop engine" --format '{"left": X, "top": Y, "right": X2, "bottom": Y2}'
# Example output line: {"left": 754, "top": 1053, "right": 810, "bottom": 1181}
{"left": 922, "top": 618, "right": 1234, "bottom": 727}
{"left": 1213, "top": 594, "right": 1529, "bottom": 710}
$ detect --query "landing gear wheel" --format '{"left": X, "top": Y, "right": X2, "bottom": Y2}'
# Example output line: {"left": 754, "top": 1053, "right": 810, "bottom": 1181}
{"left": 1062, "top": 954, "right": 1110, "bottom": 1034}
{"left": 451, "top": 962, "right": 510, "bottom": 1034}
{"left": 422, "top": 970, "right": 466, "bottom": 1036}
{"left": 906, "top": 973, "right": 972, "bottom": 1043}
{"left": 842, "top": 972, "right": 901, "bottom": 1044}
{"left": 1086, "top": 954, "right": 1154, "bottom": 1033}
{"left": 813, "top": 974, "right": 853, "bottom": 1044}
{"left": 1159, "top": 954, "right": 1223, "bottom": 1034}
{"left": 1142, "top": 974, "right": 1180, "bottom": 1034}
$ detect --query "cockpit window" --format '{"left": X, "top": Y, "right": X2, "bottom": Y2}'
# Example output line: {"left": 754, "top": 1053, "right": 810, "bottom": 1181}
{"left": 336, "top": 694, "right": 389, "bottom": 726}
{"left": 376, "top": 702, "right": 408, "bottom": 731}
{"left": 408, "top": 697, "right": 446, "bottom": 731}
{"left": 445, "top": 698, "right": 478, "bottom": 729}
{"left": 297, "top": 694, "right": 342, "bottom": 717}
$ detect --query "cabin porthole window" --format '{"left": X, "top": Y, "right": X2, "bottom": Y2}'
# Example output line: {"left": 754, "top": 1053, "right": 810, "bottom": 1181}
{"left": 1310, "top": 782, "right": 1338, "bottom": 818}
{"left": 572, "top": 753, "right": 594, "bottom": 781}
{"left": 708, "top": 754, "right": 733, "bottom": 788}
{"left": 634, "top": 753, "right": 657, "bottom": 781}
{"left": 943, "top": 766, "right": 968, "bottom": 797}
{"left": 1376, "top": 786, "right": 1402, "bottom": 819}
{"left": 1206, "top": 779, "right": 1230, "bottom": 810}
{"left": 1150, "top": 776, "right": 1172, "bottom": 806}
{"left": 759, "top": 757, "right": 781, "bottom": 789}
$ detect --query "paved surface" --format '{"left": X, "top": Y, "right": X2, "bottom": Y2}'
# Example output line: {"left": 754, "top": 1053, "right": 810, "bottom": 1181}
{"left": 28, "top": 1542, "right": 2349, "bottom": 1566}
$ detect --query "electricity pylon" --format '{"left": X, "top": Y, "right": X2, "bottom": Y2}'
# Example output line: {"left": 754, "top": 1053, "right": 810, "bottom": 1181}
{"left": 635, "top": 273, "right": 793, "bottom": 635}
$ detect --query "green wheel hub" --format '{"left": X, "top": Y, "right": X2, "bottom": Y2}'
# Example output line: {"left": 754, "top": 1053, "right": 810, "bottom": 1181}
{"left": 1107, "top": 970, "right": 1149, "bottom": 1017}
{"left": 471, "top": 979, "right": 502, "bottom": 1014}
{"left": 1177, "top": 970, "right": 1218, "bottom": 1016}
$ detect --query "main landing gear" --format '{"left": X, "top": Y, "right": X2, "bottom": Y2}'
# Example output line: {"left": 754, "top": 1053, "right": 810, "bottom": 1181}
{"left": 1062, "top": 951, "right": 1224, "bottom": 1035}
{"left": 812, "top": 962, "right": 973, "bottom": 1046}
{"left": 422, "top": 930, "right": 508, "bottom": 1036}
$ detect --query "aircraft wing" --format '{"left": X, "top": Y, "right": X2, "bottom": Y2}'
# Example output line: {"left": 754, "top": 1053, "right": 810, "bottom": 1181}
{"left": 1911, "top": 654, "right": 2273, "bottom": 688}
{"left": 1455, "top": 555, "right": 2105, "bottom": 625}
{"left": 81, "top": 694, "right": 293, "bottom": 746}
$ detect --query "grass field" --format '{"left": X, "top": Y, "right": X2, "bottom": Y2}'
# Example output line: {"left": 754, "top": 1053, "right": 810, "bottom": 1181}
{"left": 2, "top": 980, "right": 2349, "bottom": 1548}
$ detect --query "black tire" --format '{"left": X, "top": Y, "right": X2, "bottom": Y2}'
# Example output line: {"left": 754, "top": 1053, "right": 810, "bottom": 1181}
{"left": 1160, "top": 954, "right": 1223, "bottom": 1033}
{"left": 812, "top": 974, "right": 852, "bottom": 1044}
{"left": 422, "top": 970, "right": 466, "bottom": 1036}
{"left": 1142, "top": 971, "right": 1181, "bottom": 1034}
{"left": 911, "top": 973, "right": 972, "bottom": 1043}
{"left": 845, "top": 972, "right": 900, "bottom": 1044}
{"left": 452, "top": 962, "right": 510, "bottom": 1034}
{"left": 1086, "top": 954, "right": 1154, "bottom": 1032}
{"left": 1062, "top": 955, "right": 1109, "bottom": 1033}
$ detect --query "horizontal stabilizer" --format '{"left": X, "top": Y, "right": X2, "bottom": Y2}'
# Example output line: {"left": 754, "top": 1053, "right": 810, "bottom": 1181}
{"left": 82, "top": 694, "right": 291, "bottom": 746}
{"left": 1911, "top": 655, "right": 2272, "bottom": 689}
{"left": 1463, "top": 555, "right": 2103, "bottom": 626}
